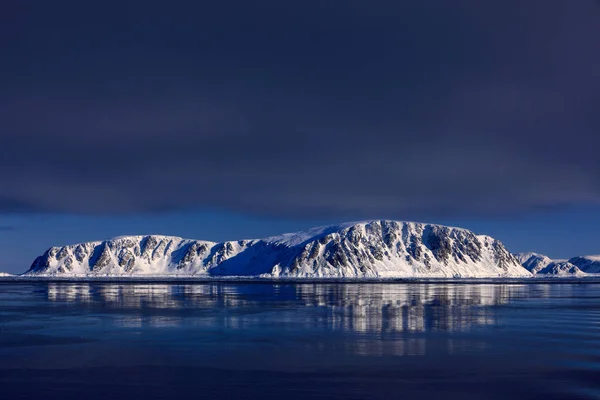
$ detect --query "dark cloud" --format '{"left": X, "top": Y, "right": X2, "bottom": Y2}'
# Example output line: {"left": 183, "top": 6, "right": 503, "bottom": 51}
{"left": 1, "top": 0, "right": 599, "bottom": 219}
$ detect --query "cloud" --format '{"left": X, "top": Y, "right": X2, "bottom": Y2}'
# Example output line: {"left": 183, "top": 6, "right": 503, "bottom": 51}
{"left": 1, "top": 0, "right": 599, "bottom": 219}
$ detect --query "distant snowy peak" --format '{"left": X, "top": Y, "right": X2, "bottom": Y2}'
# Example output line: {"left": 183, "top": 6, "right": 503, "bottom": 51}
{"left": 0, "top": 272, "right": 12, "bottom": 277}
{"left": 567, "top": 255, "right": 600, "bottom": 274}
{"left": 514, "top": 252, "right": 547, "bottom": 265}
{"left": 514, "top": 252, "right": 583, "bottom": 275}
{"left": 27, "top": 220, "right": 530, "bottom": 278}
{"left": 515, "top": 252, "right": 554, "bottom": 274}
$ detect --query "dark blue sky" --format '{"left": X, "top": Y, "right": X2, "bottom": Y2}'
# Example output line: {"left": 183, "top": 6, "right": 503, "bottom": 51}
{"left": 1, "top": 1, "right": 599, "bottom": 273}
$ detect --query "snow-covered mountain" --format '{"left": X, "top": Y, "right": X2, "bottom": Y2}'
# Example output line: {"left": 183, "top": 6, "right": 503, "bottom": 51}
{"left": 515, "top": 252, "right": 583, "bottom": 275}
{"left": 26, "top": 221, "right": 530, "bottom": 278}
{"left": 567, "top": 255, "right": 600, "bottom": 274}
{"left": 515, "top": 252, "right": 554, "bottom": 274}
{"left": 0, "top": 272, "right": 13, "bottom": 277}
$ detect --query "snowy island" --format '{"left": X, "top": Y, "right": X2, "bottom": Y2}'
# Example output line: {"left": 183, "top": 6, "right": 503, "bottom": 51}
{"left": 19, "top": 220, "right": 597, "bottom": 280}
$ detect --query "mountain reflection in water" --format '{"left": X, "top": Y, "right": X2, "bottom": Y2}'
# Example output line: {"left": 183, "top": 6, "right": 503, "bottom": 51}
{"left": 44, "top": 282, "right": 534, "bottom": 334}
{"left": 2, "top": 281, "right": 599, "bottom": 399}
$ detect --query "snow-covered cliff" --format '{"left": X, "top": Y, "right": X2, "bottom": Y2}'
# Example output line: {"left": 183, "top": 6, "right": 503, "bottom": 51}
{"left": 27, "top": 220, "right": 530, "bottom": 278}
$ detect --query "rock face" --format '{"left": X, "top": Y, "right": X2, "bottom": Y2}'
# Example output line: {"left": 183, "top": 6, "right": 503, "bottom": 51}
{"left": 27, "top": 221, "right": 530, "bottom": 278}
{"left": 515, "top": 252, "right": 583, "bottom": 275}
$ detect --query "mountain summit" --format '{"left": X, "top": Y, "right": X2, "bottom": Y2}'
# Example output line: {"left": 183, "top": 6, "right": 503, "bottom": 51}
{"left": 27, "top": 221, "right": 530, "bottom": 278}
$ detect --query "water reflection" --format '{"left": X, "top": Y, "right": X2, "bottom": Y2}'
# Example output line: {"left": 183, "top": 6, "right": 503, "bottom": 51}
{"left": 45, "top": 282, "right": 538, "bottom": 335}
{"left": 296, "top": 284, "right": 519, "bottom": 333}
{"left": 6, "top": 282, "right": 599, "bottom": 399}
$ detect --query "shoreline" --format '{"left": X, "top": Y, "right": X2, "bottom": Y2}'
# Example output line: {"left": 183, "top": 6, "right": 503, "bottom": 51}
{"left": 2, "top": 275, "right": 600, "bottom": 284}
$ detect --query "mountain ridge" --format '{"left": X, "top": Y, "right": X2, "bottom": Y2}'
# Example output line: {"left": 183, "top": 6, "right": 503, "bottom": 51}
{"left": 27, "top": 220, "right": 529, "bottom": 278}
{"left": 514, "top": 252, "right": 585, "bottom": 275}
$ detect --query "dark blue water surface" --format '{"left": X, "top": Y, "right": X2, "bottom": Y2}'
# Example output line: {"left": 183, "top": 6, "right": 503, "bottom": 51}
{"left": 1, "top": 282, "right": 600, "bottom": 399}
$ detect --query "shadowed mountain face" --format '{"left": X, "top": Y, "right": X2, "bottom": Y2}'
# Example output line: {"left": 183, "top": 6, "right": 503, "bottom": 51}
{"left": 567, "top": 256, "right": 600, "bottom": 274}
{"left": 26, "top": 221, "right": 528, "bottom": 278}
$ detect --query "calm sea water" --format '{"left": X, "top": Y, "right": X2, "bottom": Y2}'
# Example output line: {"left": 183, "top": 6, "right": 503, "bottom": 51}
{"left": 1, "top": 282, "right": 599, "bottom": 399}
